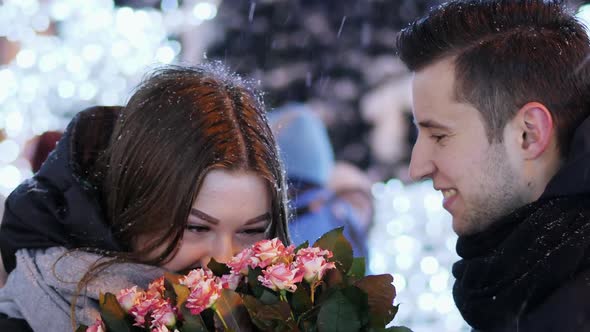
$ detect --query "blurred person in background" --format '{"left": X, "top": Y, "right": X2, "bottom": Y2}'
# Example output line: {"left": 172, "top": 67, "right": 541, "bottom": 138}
{"left": 269, "top": 103, "right": 371, "bottom": 259}
{"left": 25, "top": 131, "right": 63, "bottom": 174}
{"left": 328, "top": 161, "right": 375, "bottom": 243}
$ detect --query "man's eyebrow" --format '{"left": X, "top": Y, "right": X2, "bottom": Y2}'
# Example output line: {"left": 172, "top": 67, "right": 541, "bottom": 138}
{"left": 414, "top": 119, "right": 452, "bottom": 130}
{"left": 190, "top": 209, "right": 270, "bottom": 225}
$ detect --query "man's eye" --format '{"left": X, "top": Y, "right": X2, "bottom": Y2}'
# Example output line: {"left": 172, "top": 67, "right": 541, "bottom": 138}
{"left": 431, "top": 134, "right": 447, "bottom": 143}
{"left": 186, "top": 225, "right": 209, "bottom": 233}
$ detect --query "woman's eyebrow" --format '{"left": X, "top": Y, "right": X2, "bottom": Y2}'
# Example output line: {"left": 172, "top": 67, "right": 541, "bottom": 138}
{"left": 190, "top": 209, "right": 270, "bottom": 225}
{"left": 244, "top": 213, "right": 271, "bottom": 225}
{"left": 190, "top": 209, "right": 219, "bottom": 224}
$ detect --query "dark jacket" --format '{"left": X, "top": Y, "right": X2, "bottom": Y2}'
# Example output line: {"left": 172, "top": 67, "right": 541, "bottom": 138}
{"left": 504, "top": 117, "right": 590, "bottom": 331}
{"left": 457, "top": 115, "right": 590, "bottom": 332}
{"left": 516, "top": 116, "right": 590, "bottom": 330}
{"left": 0, "top": 106, "right": 123, "bottom": 332}
{"left": 0, "top": 106, "right": 123, "bottom": 273}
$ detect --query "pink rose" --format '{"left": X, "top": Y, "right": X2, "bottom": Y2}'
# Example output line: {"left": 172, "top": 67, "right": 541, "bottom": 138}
{"left": 297, "top": 246, "right": 334, "bottom": 259}
{"left": 227, "top": 248, "right": 256, "bottom": 274}
{"left": 116, "top": 286, "right": 143, "bottom": 312}
{"left": 152, "top": 326, "right": 170, "bottom": 332}
{"left": 185, "top": 278, "right": 222, "bottom": 315}
{"left": 295, "top": 247, "right": 336, "bottom": 283}
{"left": 180, "top": 268, "right": 215, "bottom": 289}
{"left": 130, "top": 297, "right": 162, "bottom": 327}
{"left": 252, "top": 238, "right": 295, "bottom": 268}
{"left": 258, "top": 263, "right": 303, "bottom": 292}
{"left": 152, "top": 326, "right": 180, "bottom": 332}
{"left": 151, "top": 325, "right": 179, "bottom": 332}
{"left": 221, "top": 273, "right": 242, "bottom": 290}
{"left": 150, "top": 301, "right": 176, "bottom": 330}
{"left": 147, "top": 277, "right": 166, "bottom": 299}
{"left": 86, "top": 318, "right": 105, "bottom": 332}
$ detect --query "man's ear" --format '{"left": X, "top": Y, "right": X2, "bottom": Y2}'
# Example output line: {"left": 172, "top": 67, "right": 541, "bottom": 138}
{"left": 514, "top": 102, "right": 554, "bottom": 159}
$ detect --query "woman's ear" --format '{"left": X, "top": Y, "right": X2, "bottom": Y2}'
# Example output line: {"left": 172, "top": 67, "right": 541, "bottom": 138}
{"left": 514, "top": 102, "right": 555, "bottom": 159}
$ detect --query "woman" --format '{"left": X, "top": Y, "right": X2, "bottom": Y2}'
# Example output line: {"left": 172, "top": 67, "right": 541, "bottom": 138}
{"left": 0, "top": 64, "right": 290, "bottom": 331}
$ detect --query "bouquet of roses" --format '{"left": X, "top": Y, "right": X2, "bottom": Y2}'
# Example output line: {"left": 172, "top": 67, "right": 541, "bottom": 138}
{"left": 78, "top": 228, "right": 410, "bottom": 332}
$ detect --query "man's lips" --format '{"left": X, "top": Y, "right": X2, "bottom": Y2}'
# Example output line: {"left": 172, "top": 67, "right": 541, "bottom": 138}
{"left": 436, "top": 188, "right": 458, "bottom": 211}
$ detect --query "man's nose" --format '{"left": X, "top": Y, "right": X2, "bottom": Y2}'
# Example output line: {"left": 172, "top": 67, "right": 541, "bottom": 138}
{"left": 408, "top": 139, "right": 435, "bottom": 181}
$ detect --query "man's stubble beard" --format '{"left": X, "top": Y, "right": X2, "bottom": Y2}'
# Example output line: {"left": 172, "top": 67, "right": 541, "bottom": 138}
{"left": 461, "top": 143, "right": 530, "bottom": 235}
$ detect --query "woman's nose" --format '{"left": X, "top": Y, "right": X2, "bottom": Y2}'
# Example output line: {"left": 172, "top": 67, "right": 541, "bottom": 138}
{"left": 207, "top": 234, "right": 237, "bottom": 265}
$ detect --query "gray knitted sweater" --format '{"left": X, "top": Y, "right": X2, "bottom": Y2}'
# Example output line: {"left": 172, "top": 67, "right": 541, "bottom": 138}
{"left": 0, "top": 247, "right": 165, "bottom": 332}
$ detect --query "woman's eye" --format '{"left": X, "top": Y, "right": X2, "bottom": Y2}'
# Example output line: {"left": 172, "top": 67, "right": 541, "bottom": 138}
{"left": 240, "top": 227, "right": 267, "bottom": 235}
{"left": 186, "top": 225, "right": 210, "bottom": 233}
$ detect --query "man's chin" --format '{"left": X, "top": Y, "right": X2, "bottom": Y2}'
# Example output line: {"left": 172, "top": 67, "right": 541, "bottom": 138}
{"left": 451, "top": 218, "right": 479, "bottom": 236}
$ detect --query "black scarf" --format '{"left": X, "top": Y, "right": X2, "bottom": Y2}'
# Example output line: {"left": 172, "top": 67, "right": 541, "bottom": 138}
{"left": 452, "top": 194, "right": 590, "bottom": 330}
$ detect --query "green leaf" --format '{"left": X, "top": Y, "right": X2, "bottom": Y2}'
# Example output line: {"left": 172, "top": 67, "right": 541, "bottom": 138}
{"left": 164, "top": 271, "right": 183, "bottom": 284}
{"left": 242, "top": 295, "right": 272, "bottom": 330}
{"left": 179, "top": 305, "right": 208, "bottom": 332}
{"left": 164, "top": 279, "right": 178, "bottom": 306}
{"left": 317, "top": 290, "right": 362, "bottom": 332}
{"left": 297, "top": 304, "right": 321, "bottom": 326}
{"left": 173, "top": 283, "right": 191, "bottom": 308}
{"left": 247, "top": 267, "right": 265, "bottom": 298}
{"left": 164, "top": 271, "right": 185, "bottom": 307}
{"left": 354, "top": 274, "right": 397, "bottom": 327}
{"left": 290, "top": 282, "right": 313, "bottom": 316}
{"left": 75, "top": 325, "right": 88, "bottom": 332}
{"left": 99, "top": 292, "right": 131, "bottom": 332}
{"left": 341, "top": 286, "right": 370, "bottom": 328}
{"left": 313, "top": 227, "right": 353, "bottom": 274}
{"left": 259, "top": 289, "right": 280, "bottom": 305}
{"left": 295, "top": 240, "right": 310, "bottom": 254}
{"left": 207, "top": 258, "right": 230, "bottom": 277}
{"left": 347, "top": 257, "right": 366, "bottom": 280}
{"left": 323, "top": 266, "right": 345, "bottom": 289}
{"left": 213, "top": 289, "right": 254, "bottom": 331}
{"left": 242, "top": 295, "right": 298, "bottom": 331}
{"left": 300, "top": 320, "right": 318, "bottom": 332}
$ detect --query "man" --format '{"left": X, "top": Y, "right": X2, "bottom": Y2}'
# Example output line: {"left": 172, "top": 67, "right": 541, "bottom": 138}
{"left": 397, "top": 0, "right": 590, "bottom": 331}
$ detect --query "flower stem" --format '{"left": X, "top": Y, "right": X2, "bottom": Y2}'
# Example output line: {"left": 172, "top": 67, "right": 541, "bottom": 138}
{"left": 215, "top": 308, "right": 229, "bottom": 330}
{"left": 279, "top": 290, "right": 296, "bottom": 322}
{"left": 310, "top": 281, "right": 322, "bottom": 305}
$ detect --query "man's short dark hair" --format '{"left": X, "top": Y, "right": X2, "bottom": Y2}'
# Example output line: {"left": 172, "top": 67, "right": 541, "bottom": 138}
{"left": 397, "top": 0, "right": 590, "bottom": 156}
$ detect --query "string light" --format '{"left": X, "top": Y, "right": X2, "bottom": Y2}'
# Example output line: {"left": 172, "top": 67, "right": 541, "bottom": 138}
{"left": 0, "top": 0, "right": 221, "bottom": 196}
{"left": 1, "top": 2, "right": 469, "bottom": 331}
{"left": 369, "top": 179, "right": 470, "bottom": 331}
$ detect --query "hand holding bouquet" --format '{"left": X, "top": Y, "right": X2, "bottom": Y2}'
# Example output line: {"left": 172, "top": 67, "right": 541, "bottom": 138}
{"left": 79, "top": 228, "right": 410, "bottom": 332}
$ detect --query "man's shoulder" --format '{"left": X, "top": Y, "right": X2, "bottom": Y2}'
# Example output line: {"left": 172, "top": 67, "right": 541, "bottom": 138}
{"left": 520, "top": 268, "right": 590, "bottom": 331}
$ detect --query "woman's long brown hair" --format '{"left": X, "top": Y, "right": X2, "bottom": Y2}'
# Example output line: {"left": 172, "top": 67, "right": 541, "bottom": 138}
{"left": 71, "top": 64, "right": 289, "bottom": 329}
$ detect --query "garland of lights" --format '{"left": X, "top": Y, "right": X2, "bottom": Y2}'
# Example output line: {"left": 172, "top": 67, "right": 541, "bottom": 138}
{"left": 3, "top": 1, "right": 547, "bottom": 331}
{"left": 369, "top": 180, "right": 468, "bottom": 331}
{"left": 0, "top": 0, "right": 218, "bottom": 195}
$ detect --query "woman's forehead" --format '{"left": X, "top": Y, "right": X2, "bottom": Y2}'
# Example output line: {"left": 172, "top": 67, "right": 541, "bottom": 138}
{"left": 191, "top": 169, "right": 271, "bottom": 222}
